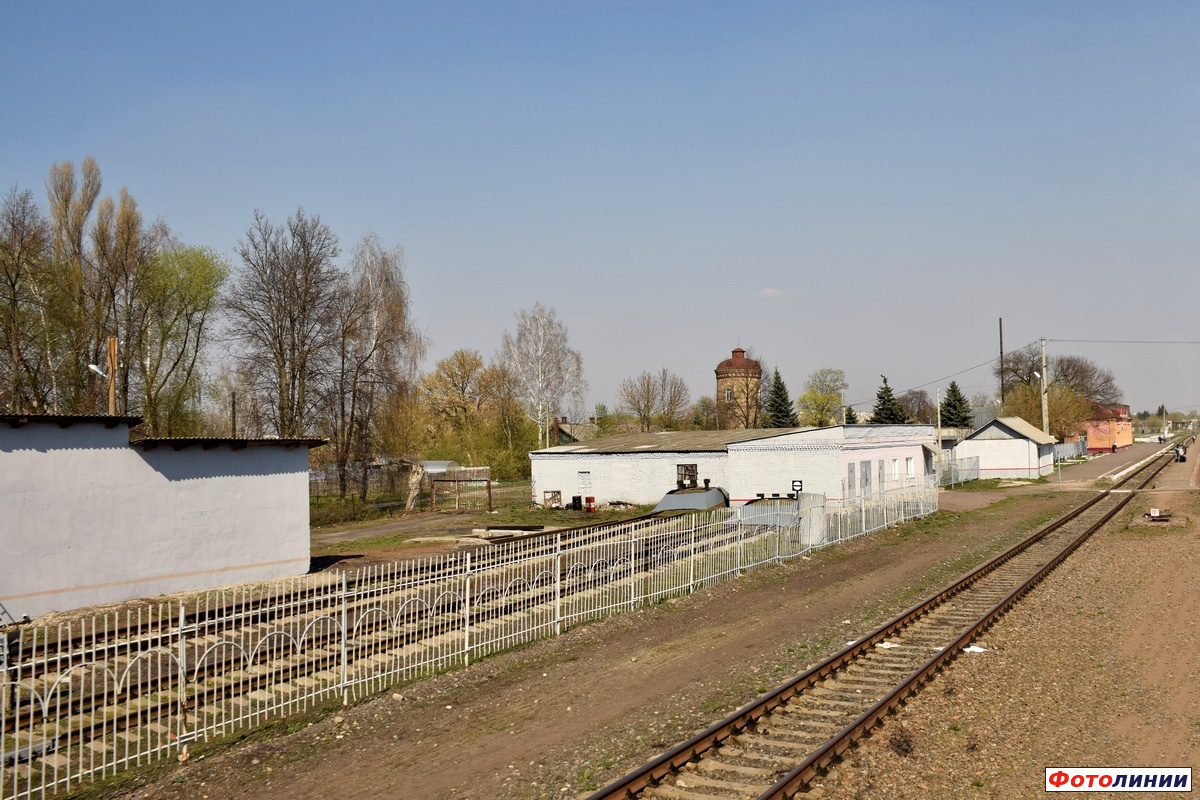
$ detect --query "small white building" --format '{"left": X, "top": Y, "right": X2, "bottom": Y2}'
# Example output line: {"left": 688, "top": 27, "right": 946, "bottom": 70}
{"left": 953, "top": 416, "right": 1055, "bottom": 479}
{"left": 0, "top": 414, "right": 323, "bottom": 623}
{"left": 530, "top": 425, "right": 936, "bottom": 507}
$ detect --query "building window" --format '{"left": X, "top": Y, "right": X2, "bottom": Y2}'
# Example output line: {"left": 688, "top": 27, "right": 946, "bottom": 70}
{"left": 677, "top": 463, "right": 698, "bottom": 488}
{"left": 879, "top": 461, "right": 886, "bottom": 494}
{"left": 905, "top": 457, "right": 914, "bottom": 478}
{"left": 860, "top": 460, "right": 871, "bottom": 498}
{"left": 847, "top": 463, "right": 856, "bottom": 500}
{"left": 578, "top": 471, "right": 591, "bottom": 492}
{"left": 724, "top": 388, "right": 733, "bottom": 403}
{"left": 891, "top": 458, "right": 899, "bottom": 480}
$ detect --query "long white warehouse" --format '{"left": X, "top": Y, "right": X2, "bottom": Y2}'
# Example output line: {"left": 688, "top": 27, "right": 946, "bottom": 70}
{"left": 530, "top": 424, "right": 937, "bottom": 507}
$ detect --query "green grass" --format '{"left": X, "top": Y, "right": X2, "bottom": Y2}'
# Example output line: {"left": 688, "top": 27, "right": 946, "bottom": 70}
{"left": 944, "top": 476, "right": 1049, "bottom": 491}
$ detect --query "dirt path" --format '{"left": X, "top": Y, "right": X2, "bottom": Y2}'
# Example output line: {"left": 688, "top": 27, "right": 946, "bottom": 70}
{"left": 105, "top": 492, "right": 1080, "bottom": 800}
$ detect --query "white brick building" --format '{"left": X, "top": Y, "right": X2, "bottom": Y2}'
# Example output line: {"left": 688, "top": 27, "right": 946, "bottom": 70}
{"left": 530, "top": 425, "right": 936, "bottom": 507}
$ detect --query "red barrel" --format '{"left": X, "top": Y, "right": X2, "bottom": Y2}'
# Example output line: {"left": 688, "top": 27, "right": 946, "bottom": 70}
{"left": 585, "top": 496, "right": 596, "bottom": 512}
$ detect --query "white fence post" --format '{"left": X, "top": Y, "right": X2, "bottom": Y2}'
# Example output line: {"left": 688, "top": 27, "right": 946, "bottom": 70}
{"left": 340, "top": 572, "right": 349, "bottom": 691}
{"left": 554, "top": 533, "right": 562, "bottom": 636}
{"left": 688, "top": 522, "right": 696, "bottom": 592}
{"left": 629, "top": 529, "right": 638, "bottom": 609}
{"left": 463, "top": 551, "right": 472, "bottom": 666}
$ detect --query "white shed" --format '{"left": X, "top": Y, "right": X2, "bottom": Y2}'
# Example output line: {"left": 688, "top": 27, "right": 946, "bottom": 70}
{"left": 0, "top": 414, "right": 323, "bottom": 622}
{"left": 530, "top": 425, "right": 935, "bottom": 507}
{"left": 954, "top": 416, "right": 1055, "bottom": 479}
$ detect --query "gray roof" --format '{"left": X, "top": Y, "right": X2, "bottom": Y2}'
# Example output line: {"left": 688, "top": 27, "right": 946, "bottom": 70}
{"left": 964, "top": 416, "right": 1056, "bottom": 445}
{"left": 2, "top": 414, "right": 142, "bottom": 429}
{"left": 134, "top": 437, "right": 326, "bottom": 450}
{"left": 533, "top": 428, "right": 809, "bottom": 455}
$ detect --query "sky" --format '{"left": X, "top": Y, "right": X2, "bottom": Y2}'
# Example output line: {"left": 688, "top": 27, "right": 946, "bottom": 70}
{"left": 4, "top": 2, "right": 1200, "bottom": 416}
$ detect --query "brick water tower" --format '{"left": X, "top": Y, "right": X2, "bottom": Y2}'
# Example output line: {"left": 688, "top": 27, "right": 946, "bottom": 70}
{"left": 715, "top": 347, "right": 762, "bottom": 429}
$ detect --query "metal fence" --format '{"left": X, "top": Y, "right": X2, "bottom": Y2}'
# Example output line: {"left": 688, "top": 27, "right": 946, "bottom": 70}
{"left": 936, "top": 456, "right": 980, "bottom": 486}
{"left": 0, "top": 483, "right": 936, "bottom": 800}
{"left": 1054, "top": 439, "right": 1087, "bottom": 462}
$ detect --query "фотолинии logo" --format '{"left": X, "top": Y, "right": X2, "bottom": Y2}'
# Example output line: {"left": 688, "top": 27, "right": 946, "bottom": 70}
{"left": 1045, "top": 767, "right": 1192, "bottom": 792}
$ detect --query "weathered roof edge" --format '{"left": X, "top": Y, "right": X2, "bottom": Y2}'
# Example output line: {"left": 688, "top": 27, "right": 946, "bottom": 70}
{"left": 132, "top": 437, "right": 327, "bottom": 451}
{"left": 2, "top": 414, "right": 143, "bottom": 429}
{"left": 963, "top": 416, "right": 1056, "bottom": 446}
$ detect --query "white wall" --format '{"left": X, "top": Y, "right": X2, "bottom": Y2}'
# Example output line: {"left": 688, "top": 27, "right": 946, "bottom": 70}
{"left": 532, "top": 426, "right": 937, "bottom": 508}
{"left": 0, "top": 423, "right": 313, "bottom": 623}
{"left": 530, "top": 450, "right": 728, "bottom": 506}
{"left": 726, "top": 431, "right": 841, "bottom": 503}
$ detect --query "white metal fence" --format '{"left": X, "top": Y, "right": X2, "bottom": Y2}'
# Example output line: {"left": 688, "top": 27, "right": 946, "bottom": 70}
{"left": 936, "top": 456, "right": 980, "bottom": 486}
{"left": 1054, "top": 439, "right": 1087, "bottom": 461}
{"left": 1, "top": 483, "right": 936, "bottom": 799}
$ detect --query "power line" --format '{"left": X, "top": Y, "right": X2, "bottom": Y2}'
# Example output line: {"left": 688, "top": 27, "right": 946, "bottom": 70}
{"left": 1048, "top": 338, "right": 1200, "bottom": 345}
{"left": 844, "top": 341, "right": 1040, "bottom": 409}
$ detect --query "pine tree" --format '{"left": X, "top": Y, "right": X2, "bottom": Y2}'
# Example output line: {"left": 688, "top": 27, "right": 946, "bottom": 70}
{"left": 844, "top": 406, "right": 858, "bottom": 424}
{"left": 762, "top": 369, "right": 800, "bottom": 428}
{"left": 940, "top": 380, "right": 974, "bottom": 428}
{"left": 870, "top": 376, "right": 909, "bottom": 424}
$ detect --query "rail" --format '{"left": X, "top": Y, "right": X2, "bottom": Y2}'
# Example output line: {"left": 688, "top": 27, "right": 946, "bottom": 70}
{"left": 587, "top": 452, "right": 1171, "bottom": 799}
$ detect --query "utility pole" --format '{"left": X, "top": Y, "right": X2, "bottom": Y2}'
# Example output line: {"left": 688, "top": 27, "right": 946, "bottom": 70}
{"left": 106, "top": 336, "right": 117, "bottom": 416}
{"left": 936, "top": 385, "right": 942, "bottom": 453}
{"left": 1040, "top": 337, "right": 1050, "bottom": 436}
{"left": 999, "top": 318, "right": 1005, "bottom": 407}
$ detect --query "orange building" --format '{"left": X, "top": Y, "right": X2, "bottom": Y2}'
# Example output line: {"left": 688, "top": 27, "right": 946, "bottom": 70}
{"left": 1085, "top": 403, "right": 1133, "bottom": 452}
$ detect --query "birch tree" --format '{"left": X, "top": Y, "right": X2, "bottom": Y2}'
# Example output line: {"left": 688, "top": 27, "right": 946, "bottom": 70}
{"left": 500, "top": 302, "right": 585, "bottom": 448}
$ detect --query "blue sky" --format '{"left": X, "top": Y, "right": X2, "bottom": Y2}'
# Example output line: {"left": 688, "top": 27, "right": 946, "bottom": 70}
{"left": 4, "top": 3, "right": 1199, "bottom": 415}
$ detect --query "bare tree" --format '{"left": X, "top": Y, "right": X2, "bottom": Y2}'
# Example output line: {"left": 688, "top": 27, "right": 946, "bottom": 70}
{"left": 319, "top": 234, "right": 423, "bottom": 498}
{"left": 994, "top": 344, "right": 1123, "bottom": 406}
{"left": 1053, "top": 355, "right": 1123, "bottom": 405}
{"left": 657, "top": 368, "right": 691, "bottom": 429}
{"left": 500, "top": 302, "right": 586, "bottom": 448}
{"left": 617, "top": 368, "right": 691, "bottom": 431}
{"left": 897, "top": 388, "right": 934, "bottom": 423}
{"left": 617, "top": 371, "right": 658, "bottom": 431}
{"left": 226, "top": 208, "right": 342, "bottom": 437}
{"left": 0, "top": 187, "right": 49, "bottom": 412}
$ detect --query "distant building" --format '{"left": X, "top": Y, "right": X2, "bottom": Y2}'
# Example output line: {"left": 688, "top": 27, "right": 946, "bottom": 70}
{"left": 715, "top": 348, "right": 762, "bottom": 429}
{"left": 953, "top": 416, "right": 1055, "bottom": 479}
{"left": 530, "top": 424, "right": 936, "bottom": 507}
{"left": 1085, "top": 403, "right": 1132, "bottom": 453}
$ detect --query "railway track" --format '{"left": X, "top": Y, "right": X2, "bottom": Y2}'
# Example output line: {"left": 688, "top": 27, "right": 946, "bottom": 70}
{"left": 589, "top": 451, "right": 1174, "bottom": 800}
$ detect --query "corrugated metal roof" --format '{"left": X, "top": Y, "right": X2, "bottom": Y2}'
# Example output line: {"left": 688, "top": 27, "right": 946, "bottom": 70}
{"left": 533, "top": 428, "right": 807, "bottom": 455}
{"left": 133, "top": 437, "right": 326, "bottom": 450}
{"left": 964, "top": 416, "right": 1056, "bottom": 445}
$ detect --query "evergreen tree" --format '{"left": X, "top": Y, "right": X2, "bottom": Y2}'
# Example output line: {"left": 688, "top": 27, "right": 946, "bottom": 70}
{"left": 762, "top": 369, "right": 800, "bottom": 427}
{"left": 844, "top": 405, "right": 859, "bottom": 424}
{"left": 870, "top": 376, "right": 909, "bottom": 424}
{"left": 939, "top": 380, "right": 974, "bottom": 428}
